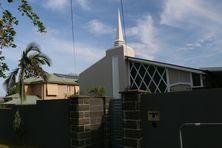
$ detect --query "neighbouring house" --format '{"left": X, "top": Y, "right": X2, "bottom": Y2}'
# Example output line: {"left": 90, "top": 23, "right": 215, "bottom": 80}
{"left": 2, "top": 73, "right": 79, "bottom": 105}
{"left": 24, "top": 73, "right": 79, "bottom": 100}
{"left": 79, "top": 10, "right": 220, "bottom": 99}
{"left": 3, "top": 93, "right": 41, "bottom": 105}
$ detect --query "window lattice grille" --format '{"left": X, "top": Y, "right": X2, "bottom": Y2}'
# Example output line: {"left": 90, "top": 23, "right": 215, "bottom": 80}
{"left": 129, "top": 62, "right": 167, "bottom": 93}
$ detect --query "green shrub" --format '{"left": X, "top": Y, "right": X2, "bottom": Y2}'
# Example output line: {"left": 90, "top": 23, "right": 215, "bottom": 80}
{"left": 89, "top": 86, "right": 105, "bottom": 97}
{"left": 13, "top": 110, "right": 21, "bottom": 131}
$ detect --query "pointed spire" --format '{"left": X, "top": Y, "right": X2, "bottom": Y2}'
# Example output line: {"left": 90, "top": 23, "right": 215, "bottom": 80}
{"left": 114, "top": 8, "right": 125, "bottom": 47}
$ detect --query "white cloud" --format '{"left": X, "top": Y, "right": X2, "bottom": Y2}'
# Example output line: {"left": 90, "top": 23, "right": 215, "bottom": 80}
{"left": 158, "top": 0, "right": 222, "bottom": 63}
{"left": 37, "top": 35, "right": 105, "bottom": 74}
{"left": 43, "top": 0, "right": 91, "bottom": 11}
{"left": 160, "top": 0, "right": 222, "bottom": 27}
{"left": 127, "top": 15, "right": 160, "bottom": 59}
{"left": 87, "top": 20, "right": 114, "bottom": 35}
{"left": 121, "top": 1, "right": 222, "bottom": 67}
{"left": 76, "top": 0, "right": 91, "bottom": 10}
{"left": 128, "top": 43, "right": 155, "bottom": 60}
{"left": 184, "top": 36, "right": 214, "bottom": 50}
{"left": 160, "top": 0, "right": 198, "bottom": 26}
{"left": 5, "top": 27, "right": 105, "bottom": 75}
{"left": 44, "top": 0, "right": 68, "bottom": 11}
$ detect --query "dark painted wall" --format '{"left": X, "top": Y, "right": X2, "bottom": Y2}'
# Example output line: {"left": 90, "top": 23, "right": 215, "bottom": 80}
{"left": 205, "top": 71, "right": 222, "bottom": 88}
{"left": 142, "top": 88, "right": 222, "bottom": 148}
{"left": 0, "top": 99, "right": 70, "bottom": 148}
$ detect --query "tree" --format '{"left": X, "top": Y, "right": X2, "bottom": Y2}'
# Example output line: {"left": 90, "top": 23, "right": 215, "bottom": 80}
{"left": 0, "top": 0, "right": 46, "bottom": 77}
{"left": 0, "top": 53, "right": 9, "bottom": 78}
{"left": 4, "top": 42, "right": 51, "bottom": 101}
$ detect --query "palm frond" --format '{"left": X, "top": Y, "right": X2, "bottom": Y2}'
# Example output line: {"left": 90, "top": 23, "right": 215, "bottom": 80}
{"left": 37, "top": 53, "right": 51, "bottom": 66}
{"left": 3, "top": 68, "right": 19, "bottom": 94}
{"left": 29, "top": 53, "right": 51, "bottom": 66}
{"left": 28, "top": 64, "right": 48, "bottom": 81}
{"left": 5, "top": 42, "right": 51, "bottom": 102}
{"left": 24, "top": 42, "right": 41, "bottom": 56}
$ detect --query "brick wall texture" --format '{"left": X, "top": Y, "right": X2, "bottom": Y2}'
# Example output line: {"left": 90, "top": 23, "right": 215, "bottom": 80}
{"left": 70, "top": 96, "right": 111, "bottom": 148}
{"left": 121, "top": 90, "right": 148, "bottom": 148}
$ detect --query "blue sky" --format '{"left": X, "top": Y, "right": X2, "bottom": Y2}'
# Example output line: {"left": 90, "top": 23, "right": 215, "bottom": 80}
{"left": 0, "top": 0, "right": 222, "bottom": 95}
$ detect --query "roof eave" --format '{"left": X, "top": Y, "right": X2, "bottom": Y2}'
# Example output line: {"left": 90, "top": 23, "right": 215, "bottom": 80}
{"left": 127, "top": 56, "right": 205, "bottom": 74}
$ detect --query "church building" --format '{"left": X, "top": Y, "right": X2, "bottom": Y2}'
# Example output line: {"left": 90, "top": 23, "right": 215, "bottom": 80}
{"left": 79, "top": 10, "right": 206, "bottom": 98}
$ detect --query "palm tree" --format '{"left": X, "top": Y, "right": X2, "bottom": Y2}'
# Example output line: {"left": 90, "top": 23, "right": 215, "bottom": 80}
{"left": 4, "top": 42, "right": 51, "bottom": 102}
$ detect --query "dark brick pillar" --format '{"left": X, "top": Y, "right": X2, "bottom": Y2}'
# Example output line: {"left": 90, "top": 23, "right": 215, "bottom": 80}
{"left": 70, "top": 97, "right": 91, "bottom": 148}
{"left": 121, "top": 90, "right": 148, "bottom": 148}
{"left": 70, "top": 96, "right": 111, "bottom": 148}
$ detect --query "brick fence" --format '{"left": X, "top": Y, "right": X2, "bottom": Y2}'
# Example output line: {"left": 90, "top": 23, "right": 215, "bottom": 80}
{"left": 0, "top": 97, "right": 111, "bottom": 148}
{"left": 121, "top": 90, "right": 148, "bottom": 148}
{"left": 70, "top": 96, "right": 111, "bottom": 148}
{"left": 121, "top": 88, "right": 222, "bottom": 148}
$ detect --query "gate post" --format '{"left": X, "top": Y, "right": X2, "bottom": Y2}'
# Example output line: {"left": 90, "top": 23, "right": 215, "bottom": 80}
{"left": 70, "top": 97, "right": 91, "bottom": 148}
{"left": 121, "top": 90, "right": 148, "bottom": 148}
{"left": 69, "top": 96, "right": 111, "bottom": 148}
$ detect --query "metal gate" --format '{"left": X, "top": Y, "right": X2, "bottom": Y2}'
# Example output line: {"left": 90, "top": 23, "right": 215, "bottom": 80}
{"left": 110, "top": 99, "right": 122, "bottom": 148}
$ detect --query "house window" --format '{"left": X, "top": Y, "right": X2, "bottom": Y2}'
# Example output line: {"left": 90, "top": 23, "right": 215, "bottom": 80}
{"left": 129, "top": 61, "right": 167, "bottom": 93}
{"left": 46, "top": 84, "right": 58, "bottom": 95}
{"left": 192, "top": 73, "right": 201, "bottom": 87}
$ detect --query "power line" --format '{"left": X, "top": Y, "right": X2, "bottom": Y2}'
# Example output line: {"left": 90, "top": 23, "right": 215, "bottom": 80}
{"left": 70, "top": 0, "right": 77, "bottom": 75}
{"left": 120, "top": 0, "right": 127, "bottom": 46}
{"left": 0, "top": 3, "right": 5, "bottom": 11}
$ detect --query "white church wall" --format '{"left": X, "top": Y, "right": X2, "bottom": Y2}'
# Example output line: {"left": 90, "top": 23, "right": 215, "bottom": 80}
{"left": 79, "top": 57, "right": 113, "bottom": 96}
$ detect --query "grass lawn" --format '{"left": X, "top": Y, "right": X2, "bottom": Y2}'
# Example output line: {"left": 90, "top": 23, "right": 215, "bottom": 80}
{"left": 0, "top": 144, "right": 37, "bottom": 148}
{"left": 0, "top": 144, "right": 9, "bottom": 148}
{"left": 0, "top": 140, "right": 38, "bottom": 148}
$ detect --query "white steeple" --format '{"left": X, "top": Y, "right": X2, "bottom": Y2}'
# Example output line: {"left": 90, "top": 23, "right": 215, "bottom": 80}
{"left": 114, "top": 9, "right": 125, "bottom": 47}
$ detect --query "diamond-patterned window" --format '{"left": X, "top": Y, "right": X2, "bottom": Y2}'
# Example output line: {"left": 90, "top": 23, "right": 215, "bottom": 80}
{"left": 129, "top": 61, "right": 168, "bottom": 93}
